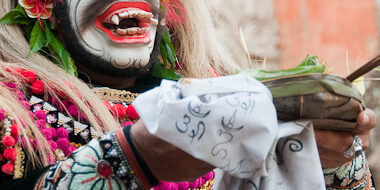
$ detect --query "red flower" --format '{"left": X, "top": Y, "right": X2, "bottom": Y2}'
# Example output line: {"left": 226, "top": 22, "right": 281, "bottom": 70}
{"left": 18, "top": 0, "right": 60, "bottom": 25}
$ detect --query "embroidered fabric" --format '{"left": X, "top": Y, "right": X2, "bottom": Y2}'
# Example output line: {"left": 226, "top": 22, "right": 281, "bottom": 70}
{"left": 34, "top": 135, "right": 141, "bottom": 190}
{"left": 324, "top": 152, "right": 374, "bottom": 190}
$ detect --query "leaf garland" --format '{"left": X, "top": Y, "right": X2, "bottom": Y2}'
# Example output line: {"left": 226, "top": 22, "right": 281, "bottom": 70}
{"left": 153, "top": 27, "right": 181, "bottom": 80}
{"left": 239, "top": 55, "right": 326, "bottom": 81}
{"left": 0, "top": 4, "right": 77, "bottom": 76}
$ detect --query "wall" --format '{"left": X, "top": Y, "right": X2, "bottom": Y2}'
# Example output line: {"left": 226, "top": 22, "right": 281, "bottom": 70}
{"left": 275, "top": 0, "right": 379, "bottom": 76}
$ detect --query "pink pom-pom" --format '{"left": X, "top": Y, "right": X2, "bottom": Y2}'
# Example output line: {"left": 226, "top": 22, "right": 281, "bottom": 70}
{"left": 68, "top": 105, "right": 78, "bottom": 117}
{"left": 122, "top": 121, "right": 134, "bottom": 127}
{"left": 47, "top": 155, "right": 55, "bottom": 165}
{"left": 28, "top": 111, "right": 34, "bottom": 119}
{"left": 79, "top": 114, "right": 87, "bottom": 121}
{"left": 3, "top": 148, "right": 17, "bottom": 161}
{"left": 49, "top": 96, "right": 59, "bottom": 107}
{"left": 178, "top": 182, "right": 190, "bottom": 190}
{"left": 7, "top": 82, "right": 17, "bottom": 89}
{"left": 202, "top": 171, "right": 215, "bottom": 181}
{"left": 189, "top": 178, "right": 201, "bottom": 188}
{"left": 2, "top": 135, "right": 15, "bottom": 147}
{"left": 31, "top": 139, "right": 38, "bottom": 149}
{"left": 20, "top": 137, "right": 28, "bottom": 148}
{"left": 20, "top": 100, "right": 30, "bottom": 109}
{"left": 12, "top": 67, "right": 23, "bottom": 75}
{"left": 0, "top": 109, "right": 5, "bottom": 120}
{"left": 199, "top": 178, "right": 205, "bottom": 187}
{"left": 35, "top": 119, "right": 46, "bottom": 129}
{"left": 49, "top": 127, "right": 57, "bottom": 139}
{"left": 158, "top": 182, "right": 179, "bottom": 190}
{"left": 1, "top": 163, "right": 14, "bottom": 175}
{"left": 70, "top": 145, "right": 76, "bottom": 152}
{"left": 15, "top": 90, "right": 25, "bottom": 100}
{"left": 48, "top": 140, "right": 58, "bottom": 152}
{"left": 41, "top": 128, "right": 52, "bottom": 140}
{"left": 59, "top": 100, "right": 70, "bottom": 111}
{"left": 56, "top": 127, "right": 68, "bottom": 138}
{"left": 35, "top": 110, "right": 46, "bottom": 120}
{"left": 56, "top": 138, "right": 71, "bottom": 155}
{"left": 126, "top": 105, "right": 139, "bottom": 120}
{"left": 103, "top": 101, "right": 111, "bottom": 110}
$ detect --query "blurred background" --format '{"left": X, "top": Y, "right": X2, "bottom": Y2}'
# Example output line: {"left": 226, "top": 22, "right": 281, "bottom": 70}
{"left": 206, "top": 0, "right": 380, "bottom": 184}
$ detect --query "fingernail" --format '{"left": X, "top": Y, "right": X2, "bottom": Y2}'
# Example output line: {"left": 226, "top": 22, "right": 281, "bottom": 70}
{"left": 362, "top": 114, "right": 369, "bottom": 124}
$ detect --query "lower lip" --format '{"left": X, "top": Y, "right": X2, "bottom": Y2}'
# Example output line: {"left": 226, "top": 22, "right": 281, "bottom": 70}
{"left": 94, "top": 2, "right": 152, "bottom": 44}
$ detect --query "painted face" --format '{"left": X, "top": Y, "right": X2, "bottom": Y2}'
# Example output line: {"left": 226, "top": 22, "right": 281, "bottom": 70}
{"left": 55, "top": 0, "right": 161, "bottom": 76}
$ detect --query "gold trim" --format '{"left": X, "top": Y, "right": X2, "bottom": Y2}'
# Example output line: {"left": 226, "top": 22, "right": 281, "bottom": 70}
{"left": 200, "top": 179, "right": 215, "bottom": 190}
{"left": 14, "top": 145, "right": 25, "bottom": 179}
{"left": 92, "top": 87, "right": 139, "bottom": 104}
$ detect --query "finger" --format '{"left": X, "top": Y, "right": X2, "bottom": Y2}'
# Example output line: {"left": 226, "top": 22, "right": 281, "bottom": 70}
{"left": 318, "top": 147, "right": 353, "bottom": 163}
{"left": 357, "top": 132, "right": 370, "bottom": 150}
{"left": 314, "top": 130, "right": 352, "bottom": 153}
{"left": 356, "top": 109, "right": 376, "bottom": 131}
{"left": 320, "top": 158, "right": 351, "bottom": 169}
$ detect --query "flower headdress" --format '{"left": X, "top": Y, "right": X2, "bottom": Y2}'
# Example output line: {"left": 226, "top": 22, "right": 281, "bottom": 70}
{"left": 0, "top": 0, "right": 186, "bottom": 79}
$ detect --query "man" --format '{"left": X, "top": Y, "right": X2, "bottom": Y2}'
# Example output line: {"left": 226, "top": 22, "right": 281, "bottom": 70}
{"left": 0, "top": 0, "right": 375, "bottom": 189}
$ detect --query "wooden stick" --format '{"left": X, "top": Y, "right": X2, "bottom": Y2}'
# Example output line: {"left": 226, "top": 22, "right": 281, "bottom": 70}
{"left": 346, "top": 55, "right": 380, "bottom": 82}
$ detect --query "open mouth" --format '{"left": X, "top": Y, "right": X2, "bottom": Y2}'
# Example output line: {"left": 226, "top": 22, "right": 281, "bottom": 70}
{"left": 95, "top": 1, "right": 158, "bottom": 44}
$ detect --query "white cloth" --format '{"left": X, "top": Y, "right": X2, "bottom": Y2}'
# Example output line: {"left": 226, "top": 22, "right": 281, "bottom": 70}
{"left": 133, "top": 74, "right": 325, "bottom": 189}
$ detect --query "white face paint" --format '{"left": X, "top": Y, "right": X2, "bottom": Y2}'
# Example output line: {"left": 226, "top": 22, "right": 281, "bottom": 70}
{"left": 67, "top": 0, "right": 160, "bottom": 69}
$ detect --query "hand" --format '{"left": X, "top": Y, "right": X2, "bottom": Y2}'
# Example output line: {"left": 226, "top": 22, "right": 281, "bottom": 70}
{"left": 130, "top": 120, "right": 214, "bottom": 182}
{"left": 315, "top": 109, "right": 376, "bottom": 168}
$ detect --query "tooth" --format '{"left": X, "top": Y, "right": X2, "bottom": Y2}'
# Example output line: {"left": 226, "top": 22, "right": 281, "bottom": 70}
{"left": 137, "top": 29, "right": 145, "bottom": 34}
{"left": 129, "top": 10, "right": 137, "bottom": 17}
{"left": 146, "top": 13, "right": 153, "bottom": 19}
{"left": 119, "top": 11, "right": 129, "bottom": 18}
{"left": 127, "top": 28, "right": 138, "bottom": 35}
{"left": 116, "top": 28, "right": 127, "bottom": 35}
{"left": 111, "top": 15, "right": 119, "bottom": 25}
{"left": 150, "top": 18, "right": 158, "bottom": 25}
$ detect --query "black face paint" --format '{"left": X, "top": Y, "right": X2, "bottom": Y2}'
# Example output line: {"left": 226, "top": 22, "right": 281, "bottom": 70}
{"left": 53, "top": 0, "right": 163, "bottom": 78}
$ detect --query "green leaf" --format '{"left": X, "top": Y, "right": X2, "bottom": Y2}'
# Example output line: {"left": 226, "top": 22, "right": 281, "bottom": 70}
{"left": 0, "top": 11, "right": 28, "bottom": 25}
{"left": 160, "top": 29, "right": 177, "bottom": 69}
{"left": 0, "top": 4, "right": 29, "bottom": 25}
{"left": 25, "top": 21, "right": 36, "bottom": 39}
{"left": 29, "top": 20, "right": 47, "bottom": 53}
{"left": 48, "top": 35, "right": 77, "bottom": 76}
{"left": 44, "top": 22, "right": 54, "bottom": 46}
{"left": 160, "top": 43, "right": 168, "bottom": 68}
{"left": 14, "top": 4, "right": 27, "bottom": 17}
{"left": 152, "top": 59, "right": 181, "bottom": 80}
{"left": 239, "top": 55, "right": 325, "bottom": 81}
{"left": 298, "top": 55, "right": 319, "bottom": 67}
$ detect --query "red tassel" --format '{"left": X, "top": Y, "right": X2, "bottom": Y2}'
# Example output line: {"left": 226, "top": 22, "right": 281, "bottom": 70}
{"left": 31, "top": 80, "right": 45, "bottom": 95}
{"left": 21, "top": 70, "right": 37, "bottom": 84}
{"left": 3, "top": 148, "right": 17, "bottom": 161}
{"left": 1, "top": 163, "right": 14, "bottom": 175}
{"left": 126, "top": 105, "right": 139, "bottom": 120}
{"left": 161, "top": 0, "right": 186, "bottom": 30}
{"left": 111, "top": 104, "right": 127, "bottom": 118}
{"left": 2, "top": 135, "right": 15, "bottom": 147}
